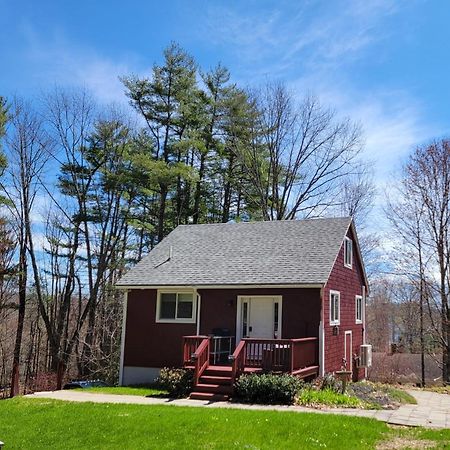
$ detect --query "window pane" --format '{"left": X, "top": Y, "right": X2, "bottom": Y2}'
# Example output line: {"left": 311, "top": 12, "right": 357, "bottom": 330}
{"left": 178, "top": 293, "right": 193, "bottom": 303}
{"left": 331, "top": 294, "right": 339, "bottom": 322}
{"left": 160, "top": 293, "right": 176, "bottom": 319}
{"left": 345, "top": 239, "right": 352, "bottom": 265}
{"left": 274, "top": 302, "right": 279, "bottom": 336}
{"left": 242, "top": 302, "right": 248, "bottom": 337}
{"left": 356, "top": 297, "right": 362, "bottom": 321}
{"left": 177, "top": 293, "right": 193, "bottom": 319}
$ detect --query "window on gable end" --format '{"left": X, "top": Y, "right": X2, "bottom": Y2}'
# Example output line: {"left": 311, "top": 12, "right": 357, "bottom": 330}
{"left": 344, "top": 237, "right": 353, "bottom": 268}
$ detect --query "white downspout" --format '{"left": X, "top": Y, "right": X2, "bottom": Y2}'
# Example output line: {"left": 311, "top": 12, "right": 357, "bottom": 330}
{"left": 362, "top": 285, "right": 367, "bottom": 379}
{"left": 119, "top": 290, "right": 128, "bottom": 386}
{"left": 196, "top": 288, "right": 201, "bottom": 336}
{"left": 362, "top": 286, "right": 366, "bottom": 345}
{"left": 319, "top": 286, "right": 325, "bottom": 377}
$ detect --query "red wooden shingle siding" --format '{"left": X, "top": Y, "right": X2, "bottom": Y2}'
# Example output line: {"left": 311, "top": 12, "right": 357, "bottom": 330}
{"left": 323, "top": 227, "right": 366, "bottom": 379}
{"left": 123, "top": 289, "right": 196, "bottom": 368}
{"left": 123, "top": 288, "right": 321, "bottom": 370}
{"left": 198, "top": 288, "right": 321, "bottom": 340}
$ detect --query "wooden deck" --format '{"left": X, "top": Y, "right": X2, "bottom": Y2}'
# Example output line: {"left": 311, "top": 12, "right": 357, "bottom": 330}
{"left": 183, "top": 336, "right": 319, "bottom": 400}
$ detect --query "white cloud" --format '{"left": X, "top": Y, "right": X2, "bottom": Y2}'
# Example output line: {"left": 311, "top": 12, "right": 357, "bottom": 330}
{"left": 21, "top": 24, "right": 142, "bottom": 105}
{"left": 204, "top": 0, "right": 402, "bottom": 78}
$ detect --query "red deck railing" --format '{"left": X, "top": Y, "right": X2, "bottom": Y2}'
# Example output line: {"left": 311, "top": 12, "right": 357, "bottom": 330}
{"left": 230, "top": 340, "right": 246, "bottom": 380}
{"left": 183, "top": 336, "right": 319, "bottom": 385}
{"left": 230, "top": 337, "right": 319, "bottom": 382}
{"left": 182, "top": 336, "right": 209, "bottom": 366}
{"left": 182, "top": 336, "right": 210, "bottom": 385}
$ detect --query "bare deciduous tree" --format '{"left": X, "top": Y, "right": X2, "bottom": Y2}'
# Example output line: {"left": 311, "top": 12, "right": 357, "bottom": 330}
{"left": 235, "top": 84, "right": 363, "bottom": 220}
{"left": 387, "top": 139, "right": 450, "bottom": 384}
{"left": 2, "top": 98, "right": 49, "bottom": 396}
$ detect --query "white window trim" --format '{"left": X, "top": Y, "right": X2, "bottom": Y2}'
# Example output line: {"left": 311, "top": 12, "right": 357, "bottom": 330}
{"left": 344, "top": 237, "right": 353, "bottom": 269}
{"left": 156, "top": 289, "right": 197, "bottom": 324}
{"left": 355, "top": 295, "right": 363, "bottom": 324}
{"left": 329, "top": 290, "right": 340, "bottom": 326}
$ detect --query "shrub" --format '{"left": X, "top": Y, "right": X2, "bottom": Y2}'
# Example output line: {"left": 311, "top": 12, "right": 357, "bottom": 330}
{"left": 156, "top": 368, "right": 193, "bottom": 398}
{"left": 234, "top": 373, "right": 303, "bottom": 405}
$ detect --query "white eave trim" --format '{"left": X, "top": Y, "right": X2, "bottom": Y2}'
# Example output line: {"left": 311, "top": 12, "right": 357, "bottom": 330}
{"left": 118, "top": 291, "right": 128, "bottom": 386}
{"left": 116, "top": 283, "right": 324, "bottom": 290}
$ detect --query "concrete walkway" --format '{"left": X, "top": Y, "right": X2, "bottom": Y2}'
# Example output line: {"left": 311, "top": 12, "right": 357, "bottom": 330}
{"left": 27, "top": 389, "right": 450, "bottom": 429}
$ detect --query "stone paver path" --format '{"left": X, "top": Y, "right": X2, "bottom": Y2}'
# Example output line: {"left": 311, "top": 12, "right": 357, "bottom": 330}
{"left": 26, "top": 388, "right": 450, "bottom": 429}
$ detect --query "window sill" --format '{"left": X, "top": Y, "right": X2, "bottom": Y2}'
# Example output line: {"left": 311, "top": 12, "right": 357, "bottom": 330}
{"left": 355, "top": 320, "right": 363, "bottom": 324}
{"left": 156, "top": 319, "right": 196, "bottom": 324}
{"left": 330, "top": 321, "right": 340, "bottom": 326}
{"left": 344, "top": 263, "right": 353, "bottom": 269}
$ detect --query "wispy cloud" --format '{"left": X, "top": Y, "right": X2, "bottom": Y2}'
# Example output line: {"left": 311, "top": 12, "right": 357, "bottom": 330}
{"left": 204, "top": 0, "right": 401, "bottom": 78}
{"left": 205, "top": 0, "right": 436, "bottom": 200}
{"left": 20, "top": 23, "right": 142, "bottom": 105}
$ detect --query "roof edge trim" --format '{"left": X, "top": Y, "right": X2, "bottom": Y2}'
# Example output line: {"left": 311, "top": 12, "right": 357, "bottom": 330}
{"left": 116, "top": 283, "right": 324, "bottom": 290}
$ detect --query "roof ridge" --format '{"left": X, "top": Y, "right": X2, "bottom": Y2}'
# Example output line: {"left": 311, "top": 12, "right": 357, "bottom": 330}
{"left": 177, "top": 217, "right": 352, "bottom": 227}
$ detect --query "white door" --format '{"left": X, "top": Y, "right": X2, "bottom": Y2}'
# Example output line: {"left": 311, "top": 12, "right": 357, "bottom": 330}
{"left": 344, "top": 331, "right": 352, "bottom": 371}
{"left": 237, "top": 296, "right": 282, "bottom": 341}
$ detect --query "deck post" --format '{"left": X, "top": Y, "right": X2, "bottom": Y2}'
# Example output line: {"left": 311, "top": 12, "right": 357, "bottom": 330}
{"left": 290, "top": 340, "right": 294, "bottom": 373}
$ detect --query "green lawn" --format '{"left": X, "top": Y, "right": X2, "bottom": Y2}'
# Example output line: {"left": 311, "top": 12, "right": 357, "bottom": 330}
{"left": 82, "top": 385, "right": 168, "bottom": 397}
{"left": 0, "top": 398, "right": 449, "bottom": 449}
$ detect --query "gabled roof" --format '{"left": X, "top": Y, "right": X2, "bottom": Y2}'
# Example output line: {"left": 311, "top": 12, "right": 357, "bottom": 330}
{"left": 117, "top": 217, "right": 363, "bottom": 288}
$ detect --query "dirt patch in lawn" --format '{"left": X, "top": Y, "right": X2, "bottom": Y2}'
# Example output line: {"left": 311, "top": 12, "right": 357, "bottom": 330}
{"left": 376, "top": 437, "right": 437, "bottom": 449}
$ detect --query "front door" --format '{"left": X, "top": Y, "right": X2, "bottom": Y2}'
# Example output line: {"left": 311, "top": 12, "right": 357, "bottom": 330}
{"left": 237, "top": 296, "right": 282, "bottom": 341}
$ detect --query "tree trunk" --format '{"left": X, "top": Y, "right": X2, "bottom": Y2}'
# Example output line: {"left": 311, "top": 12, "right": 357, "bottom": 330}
{"left": 10, "top": 239, "right": 27, "bottom": 397}
{"left": 193, "top": 153, "right": 206, "bottom": 224}
{"left": 158, "top": 185, "right": 168, "bottom": 242}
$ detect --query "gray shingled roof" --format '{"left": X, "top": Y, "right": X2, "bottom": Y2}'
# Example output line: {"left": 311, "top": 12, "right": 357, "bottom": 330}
{"left": 117, "top": 217, "right": 354, "bottom": 287}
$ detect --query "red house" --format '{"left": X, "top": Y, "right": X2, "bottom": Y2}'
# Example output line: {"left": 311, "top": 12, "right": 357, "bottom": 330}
{"left": 117, "top": 217, "right": 369, "bottom": 400}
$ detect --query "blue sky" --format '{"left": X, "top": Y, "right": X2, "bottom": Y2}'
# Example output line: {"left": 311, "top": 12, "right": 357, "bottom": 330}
{"left": 1, "top": 0, "right": 450, "bottom": 209}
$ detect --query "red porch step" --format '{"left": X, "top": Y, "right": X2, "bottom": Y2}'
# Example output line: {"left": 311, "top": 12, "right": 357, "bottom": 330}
{"left": 194, "top": 383, "right": 233, "bottom": 395}
{"left": 200, "top": 375, "right": 231, "bottom": 385}
{"left": 189, "top": 392, "right": 230, "bottom": 401}
{"left": 189, "top": 365, "right": 234, "bottom": 401}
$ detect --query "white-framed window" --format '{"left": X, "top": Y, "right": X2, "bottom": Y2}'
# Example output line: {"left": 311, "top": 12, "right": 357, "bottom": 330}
{"left": 344, "top": 237, "right": 353, "bottom": 268}
{"left": 330, "top": 290, "right": 340, "bottom": 325}
{"left": 355, "top": 295, "right": 363, "bottom": 324}
{"left": 156, "top": 291, "right": 196, "bottom": 323}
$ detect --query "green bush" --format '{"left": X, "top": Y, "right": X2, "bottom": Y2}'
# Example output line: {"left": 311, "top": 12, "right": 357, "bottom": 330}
{"left": 156, "top": 368, "right": 193, "bottom": 398}
{"left": 234, "top": 373, "right": 303, "bottom": 405}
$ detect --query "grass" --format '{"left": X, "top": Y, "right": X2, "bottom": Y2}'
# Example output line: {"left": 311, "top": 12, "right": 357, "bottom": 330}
{"left": 296, "top": 387, "right": 362, "bottom": 408}
{"left": 82, "top": 385, "right": 168, "bottom": 397}
{"left": 424, "top": 385, "right": 450, "bottom": 395}
{"left": 384, "top": 386, "right": 417, "bottom": 404}
{"left": 0, "top": 397, "right": 449, "bottom": 449}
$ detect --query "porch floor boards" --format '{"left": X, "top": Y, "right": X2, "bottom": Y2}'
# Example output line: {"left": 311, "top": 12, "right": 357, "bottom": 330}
{"left": 185, "top": 365, "right": 265, "bottom": 374}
